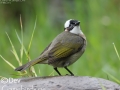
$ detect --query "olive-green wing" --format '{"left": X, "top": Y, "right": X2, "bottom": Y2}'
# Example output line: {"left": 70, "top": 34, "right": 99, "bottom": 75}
{"left": 48, "top": 41, "right": 83, "bottom": 63}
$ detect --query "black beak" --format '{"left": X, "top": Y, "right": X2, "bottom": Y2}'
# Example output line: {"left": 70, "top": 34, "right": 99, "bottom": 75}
{"left": 75, "top": 21, "right": 80, "bottom": 26}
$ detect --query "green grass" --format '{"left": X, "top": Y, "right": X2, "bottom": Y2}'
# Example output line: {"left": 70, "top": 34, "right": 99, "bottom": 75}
{"left": 103, "top": 43, "right": 120, "bottom": 84}
{"left": 0, "top": 0, "right": 120, "bottom": 84}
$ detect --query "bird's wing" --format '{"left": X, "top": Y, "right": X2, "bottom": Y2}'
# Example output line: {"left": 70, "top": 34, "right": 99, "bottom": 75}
{"left": 48, "top": 38, "right": 84, "bottom": 63}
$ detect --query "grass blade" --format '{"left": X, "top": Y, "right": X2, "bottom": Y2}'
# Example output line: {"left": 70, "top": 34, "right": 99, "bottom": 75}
{"left": 0, "top": 55, "right": 15, "bottom": 69}
{"left": 28, "top": 16, "right": 37, "bottom": 52}
{"left": 27, "top": 16, "right": 37, "bottom": 77}
{"left": 104, "top": 71, "right": 120, "bottom": 84}
{"left": 6, "top": 32, "right": 21, "bottom": 65}
{"left": 20, "top": 14, "right": 24, "bottom": 62}
{"left": 98, "top": 79, "right": 106, "bottom": 90}
{"left": 15, "top": 30, "right": 28, "bottom": 56}
{"left": 113, "top": 43, "right": 120, "bottom": 61}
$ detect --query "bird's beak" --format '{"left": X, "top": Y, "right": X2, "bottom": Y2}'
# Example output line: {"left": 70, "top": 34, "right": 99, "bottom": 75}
{"left": 75, "top": 21, "right": 80, "bottom": 26}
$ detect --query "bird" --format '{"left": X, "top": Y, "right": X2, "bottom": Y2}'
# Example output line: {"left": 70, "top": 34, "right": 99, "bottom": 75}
{"left": 15, "top": 19, "right": 87, "bottom": 76}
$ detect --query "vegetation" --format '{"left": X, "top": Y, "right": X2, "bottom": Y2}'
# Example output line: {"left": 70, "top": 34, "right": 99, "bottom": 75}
{"left": 0, "top": 0, "right": 120, "bottom": 83}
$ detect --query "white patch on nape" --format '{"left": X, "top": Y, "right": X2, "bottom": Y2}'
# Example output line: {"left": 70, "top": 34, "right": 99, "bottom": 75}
{"left": 70, "top": 26, "right": 83, "bottom": 35}
{"left": 64, "top": 19, "right": 72, "bottom": 28}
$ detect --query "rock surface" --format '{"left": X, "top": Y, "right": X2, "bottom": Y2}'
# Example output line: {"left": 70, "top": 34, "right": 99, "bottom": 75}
{"left": 0, "top": 76, "right": 120, "bottom": 90}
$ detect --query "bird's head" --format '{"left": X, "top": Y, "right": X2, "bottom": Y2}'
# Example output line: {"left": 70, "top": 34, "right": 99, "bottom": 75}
{"left": 64, "top": 19, "right": 83, "bottom": 35}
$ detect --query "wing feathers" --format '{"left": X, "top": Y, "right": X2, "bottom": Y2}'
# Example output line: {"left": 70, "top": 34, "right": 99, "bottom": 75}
{"left": 48, "top": 37, "right": 84, "bottom": 64}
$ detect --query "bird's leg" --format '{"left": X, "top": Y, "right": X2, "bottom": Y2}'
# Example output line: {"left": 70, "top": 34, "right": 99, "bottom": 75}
{"left": 64, "top": 66, "right": 74, "bottom": 76}
{"left": 54, "top": 67, "right": 61, "bottom": 76}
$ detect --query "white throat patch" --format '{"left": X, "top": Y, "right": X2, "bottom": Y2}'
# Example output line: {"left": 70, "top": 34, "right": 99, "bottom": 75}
{"left": 70, "top": 26, "right": 83, "bottom": 35}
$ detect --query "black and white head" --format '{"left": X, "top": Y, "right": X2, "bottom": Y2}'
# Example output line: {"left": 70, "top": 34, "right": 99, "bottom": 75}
{"left": 64, "top": 19, "right": 83, "bottom": 35}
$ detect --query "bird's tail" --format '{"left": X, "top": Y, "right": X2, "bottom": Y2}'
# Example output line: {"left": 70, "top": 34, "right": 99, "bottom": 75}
{"left": 15, "top": 62, "right": 32, "bottom": 71}
{"left": 15, "top": 57, "right": 47, "bottom": 71}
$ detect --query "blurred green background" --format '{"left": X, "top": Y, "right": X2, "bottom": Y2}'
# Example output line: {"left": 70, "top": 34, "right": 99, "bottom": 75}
{"left": 0, "top": 0, "right": 120, "bottom": 81}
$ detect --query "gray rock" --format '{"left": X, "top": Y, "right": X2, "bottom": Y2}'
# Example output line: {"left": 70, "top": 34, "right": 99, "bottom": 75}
{"left": 0, "top": 76, "right": 120, "bottom": 90}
